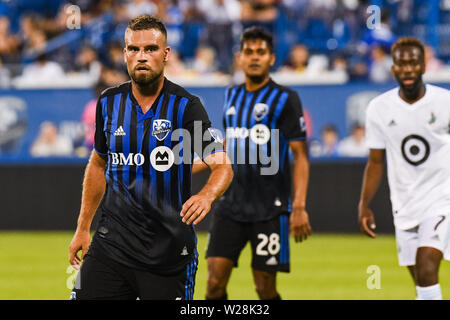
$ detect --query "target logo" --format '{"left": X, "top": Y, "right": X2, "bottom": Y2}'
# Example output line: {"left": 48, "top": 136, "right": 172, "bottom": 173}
{"left": 401, "top": 135, "right": 430, "bottom": 166}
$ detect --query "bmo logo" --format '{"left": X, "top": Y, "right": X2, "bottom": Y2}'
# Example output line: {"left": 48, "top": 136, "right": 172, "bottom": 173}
{"left": 110, "top": 152, "right": 145, "bottom": 166}
{"left": 226, "top": 124, "right": 271, "bottom": 145}
{"left": 226, "top": 127, "right": 249, "bottom": 139}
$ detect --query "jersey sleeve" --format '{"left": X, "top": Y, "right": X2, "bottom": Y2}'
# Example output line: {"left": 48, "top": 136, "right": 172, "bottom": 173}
{"left": 182, "top": 96, "right": 225, "bottom": 159}
{"left": 94, "top": 97, "right": 108, "bottom": 156}
{"left": 277, "top": 91, "right": 307, "bottom": 140}
{"left": 365, "top": 101, "right": 386, "bottom": 149}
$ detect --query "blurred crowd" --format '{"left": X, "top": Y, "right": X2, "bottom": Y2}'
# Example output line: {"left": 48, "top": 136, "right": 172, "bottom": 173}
{"left": 309, "top": 123, "right": 369, "bottom": 158}
{"left": 0, "top": 0, "right": 449, "bottom": 90}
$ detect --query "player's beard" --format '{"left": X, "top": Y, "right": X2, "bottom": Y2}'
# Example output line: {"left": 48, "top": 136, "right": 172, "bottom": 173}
{"left": 399, "top": 76, "right": 424, "bottom": 101}
{"left": 247, "top": 73, "right": 267, "bottom": 84}
{"left": 129, "top": 67, "right": 162, "bottom": 87}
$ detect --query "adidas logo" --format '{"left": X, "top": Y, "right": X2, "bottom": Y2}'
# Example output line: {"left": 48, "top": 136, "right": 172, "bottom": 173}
{"left": 266, "top": 256, "right": 278, "bottom": 265}
{"left": 274, "top": 198, "right": 282, "bottom": 207}
{"left": 180, "top": 245, "right": 188, "bottom": 256}
{"left": 114, "top": 126, "right": 126, "bottom": 136}
{"left": 388, "top": 120, "right": 396, "bottom": 127}
{"left": 226, "top": 106, "right": 236, "bottom": 116}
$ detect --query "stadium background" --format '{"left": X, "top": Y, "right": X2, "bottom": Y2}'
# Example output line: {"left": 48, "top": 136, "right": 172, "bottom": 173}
{"left": 0, "top": 0, "right": 449, "bottom": 299}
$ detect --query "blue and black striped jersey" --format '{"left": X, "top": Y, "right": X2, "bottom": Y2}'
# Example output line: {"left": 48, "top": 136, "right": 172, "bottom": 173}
{"left": 217, "top": 79, "right": 306, "bottom": 222}
{"left": 90, "top": 78, "right": 224, "bottom": 274}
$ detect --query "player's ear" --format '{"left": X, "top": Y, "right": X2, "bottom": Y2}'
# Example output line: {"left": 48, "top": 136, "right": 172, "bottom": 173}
{"left": 270, "top": 53, "right": 275, "bottom": 67}
{"left": 123, "top": 46, "right": 127, "bottom": 63}
{"left": 164, "top": 46, "right": 171, "bottom": 63}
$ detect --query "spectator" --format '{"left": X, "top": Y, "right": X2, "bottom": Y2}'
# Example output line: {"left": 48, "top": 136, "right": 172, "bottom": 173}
{"left": 74, "top": 44, "right": 102, "bottom": 83}
{"left": 80, "top": 82, "right": 107, "bottom": 154}
{"left": 165, "top": 49, "right": 187, "bottom": 78}
{"left": 424, "top": 45, "right": 444, "bottom": 73}
{"left": 30, "top": 121, "right": 73, "bottom": 157}
{"left": 0, "top": 56, "right": 11, "bottom": 88}
{"left": 281, "top": 44, "right": 309, "bottom": 73}
{"left": 126, "top": 0, "right": 158, "bottom": 19}
{"left": 309, "top": 124, "right": 339, "bottom": 157}
{"left": 241, "top": 0, "right": 279, "bottom": 25}
{"left": 369, "top": 45, "right": 392, "bottom": 83}
{"left": 337, "top": 123, "right": 368, "bottom": 157}
{"left": 361, "top": 8, "right": 396, "bottom": 51}
{"left": 104, "top": 41, "right": 126, "bottom": 74}
{"left": 21, "top": 53, "right": 65, "bottom": 82}
{"left": 99, "top": 65, "right": 128, "bottom": 87}
{"left": 22, "top": 29, "right": 47, "bottom": 58}
{"left": 197, "top": 0, "right": 241, "bottom": 73}
{"left": 0, "top": 16, "right": 20, "bottom": 62}
{"left": 190, "top": 45, "right": 219, "bottom": 75}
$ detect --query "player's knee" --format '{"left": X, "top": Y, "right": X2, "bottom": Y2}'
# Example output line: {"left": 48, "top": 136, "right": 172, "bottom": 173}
{"left": 416, "top": 260, "right": 438, "bottom": 286}
{"left": 254, "top": 273, "right": 276, "bottom": 299}
{"left": 207, "top": 274, "right": 227, "bottom": 294}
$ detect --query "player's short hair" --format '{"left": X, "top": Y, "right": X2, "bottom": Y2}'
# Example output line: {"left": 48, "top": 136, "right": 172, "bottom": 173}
{"left": 391, "top": 37, "right": 425, "bottom": 61}
{"left": 240, "top": 26, "right": 274, "bottom": 53}
{"left": 127, "top": 15, "right": 167, "bottom": 39}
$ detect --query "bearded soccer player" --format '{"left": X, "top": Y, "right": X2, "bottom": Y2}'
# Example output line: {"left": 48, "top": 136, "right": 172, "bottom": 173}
{"left": 68, "top": 15, "right": 233, "bottom": 300}
{"left": 359, "top": 37, "right": 450, "bottom": 300}
{"left": 194, "top": 27, "right": 311, "bottom": 300}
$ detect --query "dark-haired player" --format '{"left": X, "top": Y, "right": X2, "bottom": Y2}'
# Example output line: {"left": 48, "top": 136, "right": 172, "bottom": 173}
{"left": 359, "top": 37, "right": 450, "bottom": 300}
{"left": 194, "top": 27, "right": 311, "bottom": 300}
{"left": 68, "top": 15, "right": 233, "bottom": 300}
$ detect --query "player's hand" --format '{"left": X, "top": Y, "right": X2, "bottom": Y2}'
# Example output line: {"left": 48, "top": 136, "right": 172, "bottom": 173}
{"left": 68, "top": 229, "right": 91, "bottom": 270}
{"left": 358, "top": 205, "right": 376, "bottom": 238}
{"left": 181, "top": 194, "right": 214, "bottom": 225}
{"left": 290, "top": 207, "right": 312, "bottom": 242}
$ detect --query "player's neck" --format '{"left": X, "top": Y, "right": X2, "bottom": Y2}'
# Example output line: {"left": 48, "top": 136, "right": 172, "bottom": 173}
{"left": 399, "top": 81, "right": 426, "bottom": 104}
{"left": 132, "top": 75, "right": 165, "bottom": 113}
{"left": 245, "top": 75, "right": 270, "bottom": 92}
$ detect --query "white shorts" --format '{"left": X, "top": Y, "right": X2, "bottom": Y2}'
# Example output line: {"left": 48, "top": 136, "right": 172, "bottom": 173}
{"left": 395, "top": 214, "right": 450, "bottom": 266}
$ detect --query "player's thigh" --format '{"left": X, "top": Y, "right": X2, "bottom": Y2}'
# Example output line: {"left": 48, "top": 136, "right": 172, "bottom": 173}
{"left": 206, "top": 213, "right": 248, "bottom": 267}
{"left": 70, "top": 254, "right": 136, "bottom": 300}
{"left": 417, "top": 214, "right": 449, "bottom": 260}
{"left": 395, "top": 225, "right": 419, "bottom": 267}
{"left": 135, "top": 257, "right": 198, "bottom": 300}
{"left": 249, "top": 214, "right": 290, "bottom": 273}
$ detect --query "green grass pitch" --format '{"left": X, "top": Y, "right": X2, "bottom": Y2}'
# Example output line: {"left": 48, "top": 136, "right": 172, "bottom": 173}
{"left": 0, "top": 231, "right": 448, "bottom": 300}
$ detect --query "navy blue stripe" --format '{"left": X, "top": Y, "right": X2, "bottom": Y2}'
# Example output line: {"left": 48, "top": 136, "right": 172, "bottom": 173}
{"left": 224, "top": 87, "right": 239, "bottom": 128}
{"left": 110, "top": 93, "right": 122, "bottom": 191}
{"left": 163, "top": 94, "right": 176, "bottom": 206}
{"left": 230, "top": 87, "right": 245, "bottom": 170}
{"left": 237, "top": 92, "right": 253, "bottom": 164}
{"left": 177, "top": 97, "right": 188, "bottom": 207}
{"left": 270, "top": 92, "right": 289, "bottom": 129}
{"left": 279, "top": 134, "right": 288, "bottom": 171}
{"left": 135, "top": 119, "right": 144, "bottom": 203}
{"left": 122, "top": 94, "right": 132, "bottom": 191}
{"left": 251, "top": 88, "right": 279, "bottom": 168}
{"left": 248, "top": 86, "right": 270, "bottom": 165}
{"left": 149, "top": 94, "right": 165, "bottom": 204}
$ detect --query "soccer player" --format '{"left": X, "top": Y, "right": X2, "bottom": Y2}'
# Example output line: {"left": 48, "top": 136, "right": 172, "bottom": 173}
{"left": 194, "top": 27, "right": 311, "bottom": 300}
{"left": 68, "top": 15, "right": 233, "bottom": 300}
{"left": 359, "top": 37, "right": 450, "bottom": 300}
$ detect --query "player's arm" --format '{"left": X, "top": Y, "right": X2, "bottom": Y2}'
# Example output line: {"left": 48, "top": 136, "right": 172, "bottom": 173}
{"left": 69, "top": 96, "right": 107, "bottom": 268}
{"left": 358, "top": 148, "right": 385, "bottom": 238}
{"left": 290, "top": 140, "right": 312, "bottom": 242}
{"left": 181, "top": 151, "right": 233, "bottom": 225}
{"left": 68, "top": 150, "right": 106, "bottom": 268}
{"left": 192, "top": 139, "right": 227, "bottom": 174}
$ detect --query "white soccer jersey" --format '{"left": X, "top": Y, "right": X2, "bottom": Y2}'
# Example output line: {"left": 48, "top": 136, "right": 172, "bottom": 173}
{"left": 366, "top": 84, "right": 450, "bottom": 230}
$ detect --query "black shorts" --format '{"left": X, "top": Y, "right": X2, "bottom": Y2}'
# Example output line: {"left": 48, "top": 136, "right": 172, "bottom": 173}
{"left": 206, "top": 212, "right": 290, "bottom": 273}
{"left": 70, "top": 250, "right": 198, "bottom": 300}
